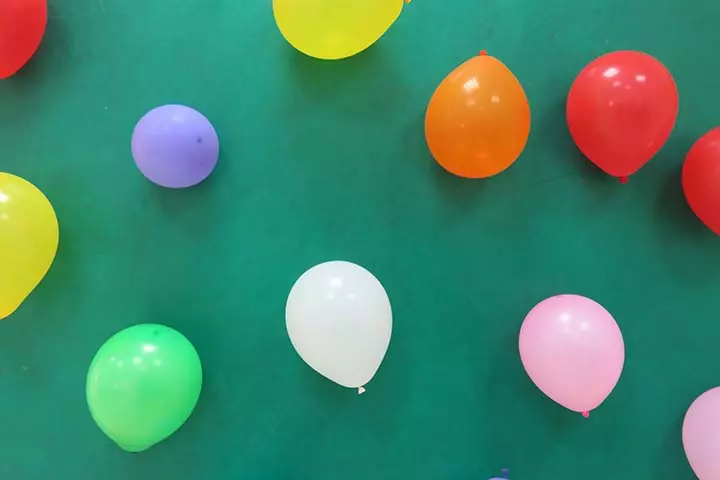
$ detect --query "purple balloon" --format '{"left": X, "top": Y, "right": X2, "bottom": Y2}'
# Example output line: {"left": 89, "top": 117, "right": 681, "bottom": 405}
{"left": 131, "top": 104, "right": 219, "bottom": 188}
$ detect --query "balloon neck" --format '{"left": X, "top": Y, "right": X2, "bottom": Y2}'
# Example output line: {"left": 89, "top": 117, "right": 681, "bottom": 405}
{"left": 619, "top": 176, "right": 628, "bottom": 184}
{"left": 582, "top": 411, "right": 590, "bottom": 418}
{"left": 502, "top": 468, "right": 510, "bottom": 478}
{"left": 357, "top": 386, "right": 366, "bottom": 395}
{"left": 479, "top": 50, "right": 488, "bottom": 56}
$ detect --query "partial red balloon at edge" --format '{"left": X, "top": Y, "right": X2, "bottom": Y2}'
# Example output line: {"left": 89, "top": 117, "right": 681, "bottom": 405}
{"left": 567, "top": 51, "right": 679, "bottom": 182}
{"left": 0, "top": 0, "right": 48, "bottom": 79}
{"left": 682, "top": 127, "right": 720, "bottom": 235}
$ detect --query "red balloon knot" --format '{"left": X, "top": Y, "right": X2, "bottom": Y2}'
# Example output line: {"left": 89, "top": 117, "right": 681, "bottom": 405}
{"left": 582, "top": 411, "right": 590, "bottom": 418}
{"left": 619, "top": 176, "right": 628, "bottom": 184}
{"left": 479, "top": 50, "right": 488, "bottom": 56}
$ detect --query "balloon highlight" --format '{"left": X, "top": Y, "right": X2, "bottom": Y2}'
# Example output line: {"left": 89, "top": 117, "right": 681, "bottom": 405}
{"left": 86, "top": 324, "right": 203, "bottom": 452}
{"left": 286, "top": 261, "right": 392, "bottom": 391}
{"left": 0, "top": 172, "right": 59, "bottom": 320}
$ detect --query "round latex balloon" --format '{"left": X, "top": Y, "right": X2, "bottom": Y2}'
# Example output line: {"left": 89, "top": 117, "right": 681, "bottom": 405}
{"left": 273, "top": 0, "right": 407, "bottom": 60}
{"left": 683, "top": 387, "right": 720, "bottom": 479}
{"left": 0, "top": 0, "right": 47, "bottom": 79}
{"left": 286, "top": 261, "right": 392, "bottom": 392}
{"left": 425, "top": 52, "right": 531, "bottom": 178}
{"left": 131, "top": 105, "right": 219, "bottom": 189}
{"left": 86, "top": 324, "right": 203, "bottom": 452}
{"left": 682, "top": 127, "right": 720, "bottom": 234}
{"left": 0, "top": 172, "right": 58, "bottom": 320}
{"left": 567, "top": 51, "right": 678, "bottom": 181}
{"left": 519, "top": 295, "right": 624, "bottom": 416}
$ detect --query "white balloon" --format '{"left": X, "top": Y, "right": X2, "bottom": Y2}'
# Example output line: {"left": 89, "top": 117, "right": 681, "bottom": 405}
{"left": 286, "top": 261, "right": 392, "bottom": 391}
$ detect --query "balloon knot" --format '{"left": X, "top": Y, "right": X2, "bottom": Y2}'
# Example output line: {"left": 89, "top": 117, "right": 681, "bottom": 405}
{"left": 358, "top": 386, "right": 366, "bottom": 395}
{"left": 479, "top": 50, "right": 488, "bottom": 56}
{"left": 619, "top": 176, "right": 628, "bottom": 184}
{"left": 502, "top": 468, "right": 510, "bottom": 478}
{"left": 582, "top": 411, "right": 590, "bottom": 418}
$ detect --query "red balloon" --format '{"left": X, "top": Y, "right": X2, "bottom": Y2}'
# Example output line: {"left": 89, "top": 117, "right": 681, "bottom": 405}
{"left": 0, "top": 0, "right": 47, "bottom": 79}
{"left": 567, "top": 51, "right": 678, "bottom": 181}
{"left": 682, "top": 128, "right": 720, "bottom": 235}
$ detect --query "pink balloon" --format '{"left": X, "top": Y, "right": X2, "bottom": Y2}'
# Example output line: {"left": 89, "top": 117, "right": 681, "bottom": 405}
{"left": 683, "top": 387, "right": 720, "bottom": 479}
{"left": 518, "top": 294, "right": 625, "bottom": 415}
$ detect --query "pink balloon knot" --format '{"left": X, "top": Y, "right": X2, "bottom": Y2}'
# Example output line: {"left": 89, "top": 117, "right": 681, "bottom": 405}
{"left": 619, "top": 176, "right": 628, "bottom": 184}
{"left": 582, "top": 411, "right": 590, "bottom": 418}
{"left": 479, "top": 50, "right": 488, "bottom": 56}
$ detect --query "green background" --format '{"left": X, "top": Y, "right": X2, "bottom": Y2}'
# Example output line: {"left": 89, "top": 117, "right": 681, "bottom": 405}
{"left": 1, "top": 0, "right": 719, "bottom": 478}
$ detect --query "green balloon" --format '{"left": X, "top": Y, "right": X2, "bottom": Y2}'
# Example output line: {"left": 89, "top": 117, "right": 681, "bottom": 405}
{"left": 86, "top": 324, "right": 202, "bottom": 452}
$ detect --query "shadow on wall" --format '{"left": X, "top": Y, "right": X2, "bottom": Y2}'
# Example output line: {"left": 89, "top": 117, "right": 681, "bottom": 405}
{"left": 281, "top": 43, "right": 406, "bottom": 125}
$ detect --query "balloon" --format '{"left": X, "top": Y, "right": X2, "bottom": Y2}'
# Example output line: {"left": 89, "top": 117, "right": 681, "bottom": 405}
{"left": 682, "top": 127, "right": 720, "bottom": 234}
{"left": 286, "top": 261, "right": 392, "bottom": 392}
{"left": 131, "top": 105, "right": 219, "bottom": 189}
{"left": 489, "top": 469, "right": 510, "bottom": 479}
{"left": 518, "top": 294, "right": 624, "bottom": 416}
{"left": 86, "top": 324, "right": 203, "bottom": 452}
{"left": 0, "top": 0, "right": 47, "bottom": 79}
{"left": 425, "top": 52, "right": 531, "bottom": 178}
{"left": 683, "top": 387, "right": 720, "bottom": 479}
{"left": 0, "top": 173, "right": 58, "bottom": 320}
{"left": 273, "top": 0, "right": 407, "bottom": 60}
{"left": 567, "top": 51, "right": 678, "bottom": 181}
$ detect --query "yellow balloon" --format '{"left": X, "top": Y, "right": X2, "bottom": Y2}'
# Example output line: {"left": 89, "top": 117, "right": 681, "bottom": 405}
{"left": 273, "top": 0, "right": 407, "bottom": 60}
{"left": 0, "top": 173, "right": 59, "bottom": 320}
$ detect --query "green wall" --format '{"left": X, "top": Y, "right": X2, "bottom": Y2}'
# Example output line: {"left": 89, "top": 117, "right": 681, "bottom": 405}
{"left": 1, "top": 0, "right": 719, "bottom": 478}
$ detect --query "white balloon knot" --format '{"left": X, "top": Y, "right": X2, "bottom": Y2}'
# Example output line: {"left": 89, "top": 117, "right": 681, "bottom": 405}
{"left": 358, "top": 386, "right": 366, "bottom": 395}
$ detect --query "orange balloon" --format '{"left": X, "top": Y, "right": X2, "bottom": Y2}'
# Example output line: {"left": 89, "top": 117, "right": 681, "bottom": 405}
{"left": 425, "top": 53, "right": 531, "bottom": 178}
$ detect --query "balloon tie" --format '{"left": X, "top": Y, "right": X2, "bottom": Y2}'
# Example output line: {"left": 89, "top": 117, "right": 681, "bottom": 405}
{"left": 404, "top": 0, "right": 411, "bottom": 3}
{"left": 501, "top": 468, "right": 510, "bottom": 479}
{"left": 619, "top": 176, "right": 628, "bottom": 184}
{"left": 479, "top": 50, "right": 488, "bottom": 56}
{"left": 358, "top": 386, "right": 366, "bottom": 395}
{"left": 582, "top": 411, "right": 590, "bottom": 418}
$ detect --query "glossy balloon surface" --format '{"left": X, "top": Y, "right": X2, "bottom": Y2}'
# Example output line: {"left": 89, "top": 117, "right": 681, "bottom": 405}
{"left": 519, "top": 295, "right": 625, "bottom": 414}
{"left": 567, "top": 51, "right": 678, "bottom": 179}
{"left": 0, "top": 0, "right": 47, "bottom": 79}
{"left": 273, "top": 0, "right": 405, "bottom": 60}
{"left": 286, "top": 261, "right": 392, "bottom": 389}
{"left": 682, "top": 128, "right": 720, "bottom": 234}
{"left": 683, "top": 387, "right": 720, "bottom": 479}
{"left": 86, "top": 324, "right": 203, "bottom": 452}
{"left": 425, "top": 54, "right": 530, "bottom": 178}
{"left": 0, "top": 172, "right": 58, "bottom": 320}
{"left": 131, "top": 105, "right": 219, "bottom": 189}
